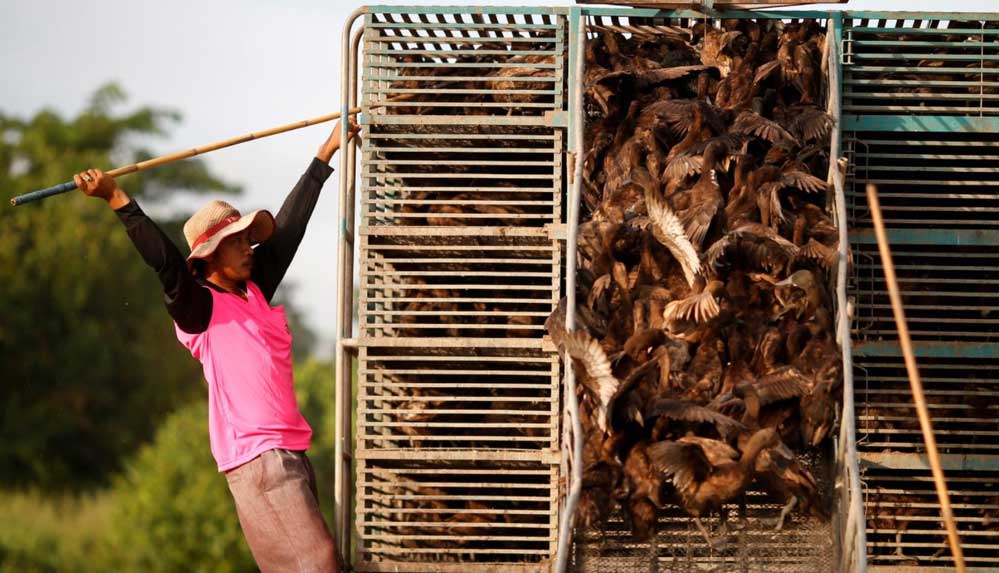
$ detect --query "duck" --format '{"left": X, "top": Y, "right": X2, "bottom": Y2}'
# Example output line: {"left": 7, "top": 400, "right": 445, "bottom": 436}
{"left": 673, "top": 141, "right": 730, "bottom": 248}
{"left": 699, "top": 28, "right": 743, "bottom": 77}
{"left": 644, "top": 187, "right": 701, "bottom": 286}
{"left": 488, "top": 54, "right": 557, "bottom": 105}
{"left": 718, "top": 383, "right": 826, "bottom": 530}
{"left": 731, "top": 97, "right": 797, "bottom": 144}
{"left": 776, "top": 22, "right": 822, "bottom": 105}
{"left": 715, "top": 42, "right": 780, "bottom": 110}
{"left": 663, "top": 276, "right": 727, "bottom": 328}
{"left": 561, "top": 329, "right": 620, "bottom": 433}
{"left": 799, "top": 365, "right": 840, "bottom": 447}
{"left": 619, "top": 441, "right": 667, "bottom": 540}
{"left": 648, "top": 428, "right": 782, "bottom": 545}
{"left": 704, "top": 222, "right": 800, "bottom": 274}
{"left": 723, "top": 153, "right": 759, "bottom": 226}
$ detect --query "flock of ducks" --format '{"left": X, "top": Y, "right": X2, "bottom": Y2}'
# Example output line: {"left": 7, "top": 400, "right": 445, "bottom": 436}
{"left": 548, "top": 19, "right": 845, "bottom": 545}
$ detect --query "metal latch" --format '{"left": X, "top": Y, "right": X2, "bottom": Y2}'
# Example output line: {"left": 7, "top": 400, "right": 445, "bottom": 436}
{"left": 841, "top": 30, "right": 854, "bottom": 65}
{"left": 543, "top": 110, "right": 568, "bottom": 127}
{"left": 545, "top": 223, "right": 567, "bottom": 241}
{"left": 541, "top": 449, "right": 561, "bottom": 465}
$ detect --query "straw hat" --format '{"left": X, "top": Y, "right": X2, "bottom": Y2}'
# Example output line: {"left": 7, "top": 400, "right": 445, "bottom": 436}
{"left": 183, "top": 200, "right": 275, "bottom": 262}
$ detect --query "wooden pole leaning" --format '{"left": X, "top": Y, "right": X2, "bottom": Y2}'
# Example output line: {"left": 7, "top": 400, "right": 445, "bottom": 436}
{"left": 866, "top": 183, "right": 967, "bottom": 573}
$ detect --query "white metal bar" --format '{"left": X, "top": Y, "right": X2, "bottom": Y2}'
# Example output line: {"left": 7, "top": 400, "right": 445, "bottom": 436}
{"left": 828, "top": 19, "right": 868, "bottom": 573}
{"left": 335, "top": 10, "right": 366, "bottom": 565}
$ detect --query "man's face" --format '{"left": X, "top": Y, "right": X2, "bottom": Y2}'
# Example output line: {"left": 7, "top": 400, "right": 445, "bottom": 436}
{"left": 209, "top": 229, "right": 254, "bottom": 282}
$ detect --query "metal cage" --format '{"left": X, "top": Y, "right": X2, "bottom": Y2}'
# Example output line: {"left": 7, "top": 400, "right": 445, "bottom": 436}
{"left": 842, "top": 12, "right": 999, "bottom": 573}
{"left": 338, "top": 7, "right": 571, "bottom": 572}
{"left": 334, "top": 6, "right": 999, "bottom": 573}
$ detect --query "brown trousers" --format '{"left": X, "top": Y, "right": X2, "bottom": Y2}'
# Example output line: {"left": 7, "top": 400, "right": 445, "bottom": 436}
{"left": 225, "top": 448, "right": 340, "bottom": 573}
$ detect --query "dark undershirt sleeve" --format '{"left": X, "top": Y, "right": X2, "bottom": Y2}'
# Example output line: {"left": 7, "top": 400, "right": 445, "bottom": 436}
{"left": 252, "top": 157, "right": 335, "bottom": 302}
{"left": 114, "top": 201, "right": 213, "bottom": 334}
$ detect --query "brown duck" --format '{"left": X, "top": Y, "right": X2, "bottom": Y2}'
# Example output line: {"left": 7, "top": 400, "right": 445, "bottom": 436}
{"left": 648, "top": 428, "right": 781, "bottom": 545}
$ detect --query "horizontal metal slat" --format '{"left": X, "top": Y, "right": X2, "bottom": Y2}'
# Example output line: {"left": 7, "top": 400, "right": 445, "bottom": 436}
{"left": 365, "top": 300, "right": 556, "bottom": 305}
{"left": 367, "top": 47, "right": 560, "bottom": 57}
{"left": 365, "top": 187, "right": 555, "bottom": 193}
{"left": 844, "top": 105, "right": 999, "bottom": 113}
{"left": 368, "top": 376, "right": 552, "bottom": 380}
{"left": 366, "top": 383, "right": 552, "bottom": 391}
{"left": 355, "top": 562, "right": 547, "bottom": 573}
{"left": 350, "top": 337, "right": 553, "bottom": 350}
{"left": 367, "top": 214, "right": 553, "bottom": 222}
{"left": 369, "top": 61, "right": 559, "bottom": 70}
{"left": 365, "top": 310, "right": 552, "bottom": 318}
{"left": 361, "top": 409, "right": 552, "bottom": 417}
{"left": 847, "top": 26, "right": 999, "bottom": 36}
{"left": 360, "top": 547, "right": 550, "bottom": 555}
{"left": 362, "top": 479, "right": 550, "bottom": 490}
{"left": 860, "top": 452, "right": 999, "bottom": 471}
{"left": 367, "top": 35, "right": 557, "bottom": 45}
{"left": 361, "top": 436, "right": 548, "bottom": 445}
{"left": 852, "top": 341, "right": 999, "bottom": 358}
{"left": 847, "top": 92, "right": 999, "bottom": 101}
{"left": 364, "top": 171, "right": 554, "bottom": 179}
{"left": 366, "top": 159, "right": 555, "bottom": 166}
{"left": 364, "top": 468, "right": 550, "bottom": 476}
{"left": 363, "top": 269, "right": 553, "bottom": 277}
{"left": 367, "top": 22, "right": 558, "bottom": 32}
{"left": 364, "top": 323, "right": 546, "bottom": 331}
{"left": 361, "top": 519, "right": 550, "bottom": 528}
{"left": 358, "top": 506, "right": 550, "bottom": 517}
{"left": 365, "top": 133, "right": 556, "bottom": 141}
{"left": 370, "top": 146, "right": 555, "bottom": 153}
{"left": 853, "top": 40, "right": 999, "bottom": 48}
{"left": 853, "top": 53, "right": 999, "bottom": 61}
{"left": 850, "top": 228, "right": 999, "bottom": 245}
{"left": 356, "top": 448, "right": 557, "bottom": 463}
{"left": 841, "top": 114, "right": 999, "bottom": 132}
{"left": 363, "top": 114, "right": 564, "bottom": 126}
{"left": 362, "top": 226, "right": 553, "bottom": 237}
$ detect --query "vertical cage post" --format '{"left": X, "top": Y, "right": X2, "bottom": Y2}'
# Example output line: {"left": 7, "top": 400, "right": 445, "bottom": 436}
{"left": 336, "top": 6, "right": 367, "bottom": 564}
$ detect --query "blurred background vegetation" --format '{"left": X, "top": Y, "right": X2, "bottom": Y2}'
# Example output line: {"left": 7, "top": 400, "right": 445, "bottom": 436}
{"left": 0, "top": 84, "right": 337, "bottom": 572}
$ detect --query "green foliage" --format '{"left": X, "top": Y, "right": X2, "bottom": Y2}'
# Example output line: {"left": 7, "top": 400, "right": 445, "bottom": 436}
{"left": 0, "top": 489, "right": 111, "bottom": 573}
{"left": 0, "top": 83, "right": 241, "bottom": 491}
{"left": 293, "top": 359, "right": 336, "bottom": 522}
{"left": 102, "top": 359, "right": 335, "bottom": 572}
{"left": 0, "top": 359, "right": 336, "bottom": 573}
{"left": 101, "top": 400, "right": 255, "bottom": 573}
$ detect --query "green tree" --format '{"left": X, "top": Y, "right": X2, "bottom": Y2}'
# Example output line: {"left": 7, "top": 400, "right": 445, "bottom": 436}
{"left": 0, "top": 84, "right": 240, "bottom": 491}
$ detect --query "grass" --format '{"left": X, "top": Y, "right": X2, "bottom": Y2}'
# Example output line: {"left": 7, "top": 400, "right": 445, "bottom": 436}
{"left": 0, "top": 488, "right": 115, "bottom": 572}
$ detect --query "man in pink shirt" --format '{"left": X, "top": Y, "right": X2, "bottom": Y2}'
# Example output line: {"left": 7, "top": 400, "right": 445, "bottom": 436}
{"left": 74, "top": 119, "right": 359, "bottom": 573}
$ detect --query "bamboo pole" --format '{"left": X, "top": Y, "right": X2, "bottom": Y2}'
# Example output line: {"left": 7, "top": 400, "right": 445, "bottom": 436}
{"left": 10, "top": 107, "right": 364, "bottom": 206}
{"left": 865, "top": 182, "right": 966, "bottom": 573}
{"left": 10, "top": 84, "right": 432, "bottom": 207}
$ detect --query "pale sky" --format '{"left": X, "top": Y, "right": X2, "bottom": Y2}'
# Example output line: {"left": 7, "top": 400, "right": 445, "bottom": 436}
{"left": 3, "top": 0, "right": 995, "bottom": 355}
